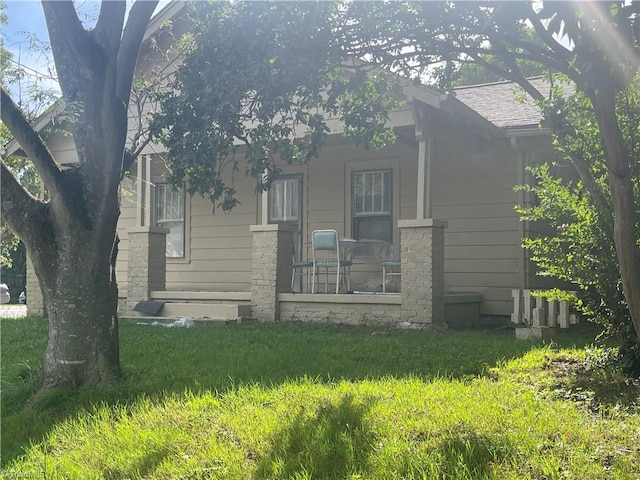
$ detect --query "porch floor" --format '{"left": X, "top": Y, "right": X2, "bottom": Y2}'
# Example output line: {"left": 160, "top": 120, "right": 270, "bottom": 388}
{"left": 124, "top": 290, "right": 483, "bottom": 328}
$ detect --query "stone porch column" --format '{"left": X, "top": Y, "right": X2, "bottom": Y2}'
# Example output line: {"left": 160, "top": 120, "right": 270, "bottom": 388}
{"left": 127, "top": 227, "right": 168, "bottom": 311}
{"left": 398, "top": 219, "right": 447, "bottom": 329}
{"left": 250, "top": 224, "right": 295, "bottom": 322}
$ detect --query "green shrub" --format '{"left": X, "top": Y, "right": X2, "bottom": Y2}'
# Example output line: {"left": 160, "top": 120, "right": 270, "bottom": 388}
{"left": 516, "top": 77, "right": 640, "bottom": 373}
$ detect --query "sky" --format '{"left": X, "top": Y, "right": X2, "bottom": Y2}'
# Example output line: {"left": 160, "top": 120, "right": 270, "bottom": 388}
{"left": 3, "top": 0, "right": 57, "bottom": 104}
{"left": 2, "top": 0, "right": 169, "bottom": 109}
{"left": 4, "top": 1, "right": 50, "bottom": 47}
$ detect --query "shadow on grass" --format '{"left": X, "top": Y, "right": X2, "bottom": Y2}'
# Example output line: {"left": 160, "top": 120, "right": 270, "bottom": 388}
{"left": 434, "top": 423, "right": 513, "bottom": 480}
{"left": 407, "top": 422, "right": 515, "bottom": 480}
{"left": 1, "top": 317, "right": 602, "bottom": 466}
{"left": 547, "top": 353, "right": 640, "bottom": 412}
{"left": 254, "top": 394, "right": 377, "bottom": 479}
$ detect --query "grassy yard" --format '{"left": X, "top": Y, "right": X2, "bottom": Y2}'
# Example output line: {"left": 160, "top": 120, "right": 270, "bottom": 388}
{"left": 1, "top": 317, "right": 639, "bottom": 479}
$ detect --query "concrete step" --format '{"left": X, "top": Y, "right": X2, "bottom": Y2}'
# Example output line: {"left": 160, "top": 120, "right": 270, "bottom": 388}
{"left": 156, "top": 302, "right": 252, "bottom": 320}
{"left": 120, "top": 316, "right": 255, "bottom": 326}
{"left": 150, "top": 291, "right": 251, "bottom": 304}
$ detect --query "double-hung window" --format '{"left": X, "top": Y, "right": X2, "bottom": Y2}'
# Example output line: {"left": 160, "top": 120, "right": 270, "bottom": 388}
{"left": 269, "top": 175, "right": 304, "bottom": 264}
{"left": 154, "top": 184, "right": 185, "bottom": 258}
{"left": 352, "top": 169, "right": 392, "bottom": 243}
{"left": 269, "top": 177, "right": 300, "bottom": 224}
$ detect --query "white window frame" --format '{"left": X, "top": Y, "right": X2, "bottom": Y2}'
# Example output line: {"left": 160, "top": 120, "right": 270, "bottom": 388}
{"left": 154, "top": 183, "right": 187, "bottom": 259}
{"left": 345, "top": 158, "right": 400, "bottom": 258}
{"left": 353, "top": 169, "right": 392, "bottom": 218}
{"left": 269, "top": 176, "right": 301, "bottom": 223}
{"left": 352, "top": 168, "right": 393, "bottom": 244}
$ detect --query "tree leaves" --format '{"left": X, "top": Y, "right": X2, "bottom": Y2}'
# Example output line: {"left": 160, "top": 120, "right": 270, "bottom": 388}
{"left": 515, "top": 77, "right": 640, "bottom": 370}
{"left": 151, "top": 1, "right": 397, "bottom": 211}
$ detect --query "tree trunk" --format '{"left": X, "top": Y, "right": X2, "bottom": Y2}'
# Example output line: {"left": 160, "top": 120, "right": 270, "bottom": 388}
{"left": 1, "top": 1, "right": 158, "bottom": 390}
{"left": 592, "top": 89, "right": 640, "bottom": 343}
{"left": 30, "top": 223, "right": 121, "bottom": 388}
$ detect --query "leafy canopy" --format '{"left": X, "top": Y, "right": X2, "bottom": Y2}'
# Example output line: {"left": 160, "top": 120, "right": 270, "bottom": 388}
{"left": 151, "top": 1, "right": 398, "bottom": 211}
{"left": 342, "top": 1, "right": 640, "bottom": 97}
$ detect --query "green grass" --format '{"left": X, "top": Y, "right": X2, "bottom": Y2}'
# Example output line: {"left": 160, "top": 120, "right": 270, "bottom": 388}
{"left": 2, "top": 317, "right": 639, "bottom": 479}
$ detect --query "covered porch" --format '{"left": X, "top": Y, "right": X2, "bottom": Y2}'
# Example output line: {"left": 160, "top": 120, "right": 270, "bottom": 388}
{"left": 123, "top": 99, "right": 483, "bottom": 329}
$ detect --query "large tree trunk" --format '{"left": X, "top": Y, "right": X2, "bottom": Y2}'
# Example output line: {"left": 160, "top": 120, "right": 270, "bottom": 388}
{"left": 1, "top": 1, "right": 157, "bottom": 389}
{"left": 25, "top": 190, "right": 120, "bottom": 389}
{"left": 28, "top": 208, "right": 122, "bottom": 387}
{"left": 592, "top": 89, "right": 640, "bottom": 343}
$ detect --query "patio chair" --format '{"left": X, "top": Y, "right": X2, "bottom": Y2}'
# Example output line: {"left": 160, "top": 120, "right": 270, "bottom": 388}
{"left": 291, "top": 251, "right": 313, "bottom": 293}
{"left": 311, "top": 230, "right": 352, "bottom": 294}
{"left": 381, "top": 243, "right": 401, "bottom": 293}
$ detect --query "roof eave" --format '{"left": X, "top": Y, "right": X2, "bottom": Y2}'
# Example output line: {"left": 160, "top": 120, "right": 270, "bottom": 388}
{"left": 503, "top": 126, "right": 551, "bottom": 137}
{"left": 143, "top": 1, "right": 187, "bottom": 41}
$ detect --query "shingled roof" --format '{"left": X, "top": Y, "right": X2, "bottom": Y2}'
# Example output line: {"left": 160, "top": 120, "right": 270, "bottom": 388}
{"left": 453, "top": 77, "right": 553, "bottom": 131}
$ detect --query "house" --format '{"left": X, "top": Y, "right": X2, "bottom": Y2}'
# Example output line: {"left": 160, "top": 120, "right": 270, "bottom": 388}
{"left": 10, "top": 3, "right": 562, "bottom": 329}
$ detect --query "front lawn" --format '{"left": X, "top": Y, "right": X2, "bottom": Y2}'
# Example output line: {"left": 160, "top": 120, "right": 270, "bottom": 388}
{"left": 2, "top": 317, "right": 639, "bottom": 479}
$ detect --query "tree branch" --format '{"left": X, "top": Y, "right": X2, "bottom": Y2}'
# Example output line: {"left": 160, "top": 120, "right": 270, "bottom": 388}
{"left": 496, "top": 38, "right": 571, "bottom": 73}
{"left": 567, "top": 151, "right": 613, "bottom": 221}
{"left": 42, "top": 1, "right": 97, "bottom": 100}
{"left": 469, "top": 53, "right": 545, "bottom": 102}
{"left": 41, "top": 1, "right": 87, "bottom": 48}
{"left": 0, "top": 160, "right": 46, "bottom": 242}
{"left": 526, "top": 10, "right": 574, "bottom": 62}
{"left": 117, "top": 0, "right": 158, "bottom": 107}
{"left": 94, "top": 1, "right": 126, "bottom": 56}
{"left": 1, "top": 87, "right": 63, "bottom": 194}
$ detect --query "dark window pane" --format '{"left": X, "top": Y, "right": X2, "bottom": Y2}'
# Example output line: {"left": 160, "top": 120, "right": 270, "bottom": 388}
{"left": 354, "top": 216, "right": 392, "bottom": 243}
{"left": 352, "top": 169, "right": 392, "bottom": 243}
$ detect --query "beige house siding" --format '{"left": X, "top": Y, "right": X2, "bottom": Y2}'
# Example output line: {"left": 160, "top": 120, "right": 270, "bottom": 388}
{"left": 169, "top": 194, "right": 256, "bottom": 291}
{"left": 114, "top": 132, "right": 559, "bottom": 317}
{"left": 166, "top": 160, "right": 258, "bottom": 292}
{"left": 431, "top": 139, "right": 524, "bottom": 316}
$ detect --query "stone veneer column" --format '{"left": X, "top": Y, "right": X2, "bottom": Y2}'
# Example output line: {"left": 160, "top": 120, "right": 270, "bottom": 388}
{"left": 127, "top": 227, "right": 168, "bottom": 311}
{"left": 250, "top": 224, "right": 295, "bottom": 322}
{"left": 398, "top": 219, "right": 448, "bottom": 329}
{"left": 25, "top": 254, "right": 45, "bottom": 317}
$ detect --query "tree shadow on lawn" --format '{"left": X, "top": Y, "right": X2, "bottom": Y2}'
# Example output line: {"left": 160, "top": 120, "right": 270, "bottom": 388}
{"left": 114, "top": 321, "right": 602, "bottom": 401}
{"left": 546, "top": 352, "right": 640, "bottom": 412}
{"left": 254, "top": 393, "right": 378, "bottom": 479}
{"left": 1, "top": 318, "right": 601, "bottom": 466}
{"left": 254, "top": 397, "right": 515, "bottom": 480}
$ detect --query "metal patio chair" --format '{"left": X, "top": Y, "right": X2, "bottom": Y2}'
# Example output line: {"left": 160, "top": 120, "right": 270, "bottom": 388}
{"left": 291, "top": 245, "right": 313, "bottom": 293}
{"left": 311, "top": 230, "right": 352, "bottom": 294}
{"left": 382, "top": 259, "right": 401, "bottom": 293}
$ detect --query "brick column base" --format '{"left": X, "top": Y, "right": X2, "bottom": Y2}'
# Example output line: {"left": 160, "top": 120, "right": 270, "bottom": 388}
{"left": 398, "top": 219, "right": 447, "bottom": 329}
{"left": 127, "top": 227, "right": 168, "bottom": 312}
{"left": 250, "top": 224, "right": 295, "bottom": 322}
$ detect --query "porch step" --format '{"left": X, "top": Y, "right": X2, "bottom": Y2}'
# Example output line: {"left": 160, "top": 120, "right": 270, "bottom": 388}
{"left": 158, "top": 302, "right": 252, "bottom": 320}
{"left": 120, "top": 316, "right": 255, "bottom": 326}
{"left": 150, "top": 291, "right": 251, "bottom": 304}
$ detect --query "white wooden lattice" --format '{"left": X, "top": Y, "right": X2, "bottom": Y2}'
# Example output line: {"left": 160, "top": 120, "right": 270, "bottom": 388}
{"left": 511, "top": 289, "right": 579, "bottom": 329}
